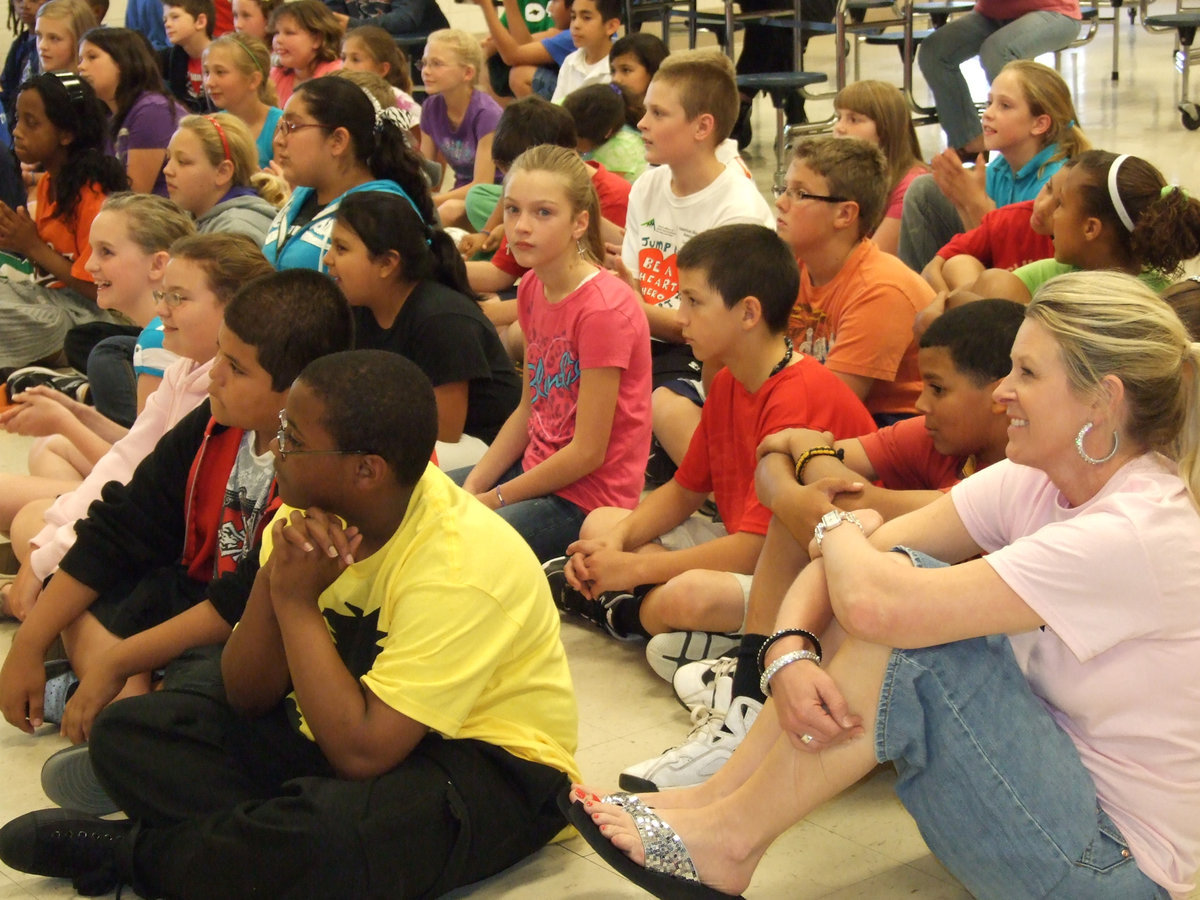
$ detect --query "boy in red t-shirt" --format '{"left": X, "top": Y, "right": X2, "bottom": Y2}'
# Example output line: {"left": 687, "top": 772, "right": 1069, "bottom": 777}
{"left": 615, "top": 298, "right": 1023, "bottom": 793}
{"left": 544, "top": 223, "right": 874, "bottom": 645}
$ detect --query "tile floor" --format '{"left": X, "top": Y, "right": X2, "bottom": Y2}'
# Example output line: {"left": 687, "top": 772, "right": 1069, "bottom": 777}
{"left": 3, "top": 3, "right": 1200, "bottom": 897}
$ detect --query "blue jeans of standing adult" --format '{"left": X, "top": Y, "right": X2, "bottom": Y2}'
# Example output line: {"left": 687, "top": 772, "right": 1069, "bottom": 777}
{"left": 918, "top": 10, "right": 1082, "bottom": 148}
{"left": 446, "top": 461, "right": 587, "bottom": 563}
{"left": 875, "top": 548, "right": 1170, "bottom": 899}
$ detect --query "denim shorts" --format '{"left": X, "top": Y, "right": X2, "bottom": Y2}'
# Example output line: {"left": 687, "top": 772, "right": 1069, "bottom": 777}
{"left": 873, "top": 548, "right": 1170, "bottom": 900}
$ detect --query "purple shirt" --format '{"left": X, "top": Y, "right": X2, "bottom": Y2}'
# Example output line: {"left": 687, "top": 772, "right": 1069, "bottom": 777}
{"left": 114, "top": 92, "right": 185, "bottom": 197}
{"left": 420, "top": 90, "right": 502, "bottom": 188}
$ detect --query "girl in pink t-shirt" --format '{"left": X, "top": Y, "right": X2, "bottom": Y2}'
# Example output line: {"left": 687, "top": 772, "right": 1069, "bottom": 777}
{"left": 457, "top": 145, "right": 651, "bottom": 562}
{"left": 832, "top": 80, "right": 928, "bottom": 256}
{"left": 267, "top": 0, "right": 343, "bottom": 108}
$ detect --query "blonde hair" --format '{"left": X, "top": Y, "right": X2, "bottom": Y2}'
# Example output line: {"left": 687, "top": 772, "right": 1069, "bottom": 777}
{"left": 651, "top": 48, "right": 738, "bottom": 144}
{"left": 177, "top": 113, "right": 258, "bottom": 187}
{"left": 35, "top": 0, "right": 97, "bottom": 66}
{"left": 99, "top": 192, "right": 195, "bottom": 253}
{"left": 333, "top": 68, "right": 395, "bottom": 111}
{"left": 425, "top": 28, "right": 483, "bottom": 86}
{"left": 178, "top": 113, "right": 287, "bottom": 207}
{"left": 833, "top": 80, "right": 926, "bottom": 193}
{"left": 792, "top": 136, "right": 889, "bottom": 239}
{"left": 505, "top": 145, "right": 603, "bottom": 264}
{"left": 167, "top": 232, "right": 275, "bottom": 304}
{"left": 999, "top": 61, "right": 1091, "bottom": 171}
{"left": 1027, "top": 270, "right": 1200, "bottom": 508}
{"left": 205, "top": 33, "right": 277, "bottom": 106}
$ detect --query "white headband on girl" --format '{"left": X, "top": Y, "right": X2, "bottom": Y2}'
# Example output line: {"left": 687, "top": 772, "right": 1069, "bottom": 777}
{"left": 1107, "top": 154, "right": 1135, "bottom": 232}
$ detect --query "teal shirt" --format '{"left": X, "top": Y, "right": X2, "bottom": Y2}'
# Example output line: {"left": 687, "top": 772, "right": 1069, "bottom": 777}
{"left": 986, "top": 143, "right": 1063, "bottom": 207}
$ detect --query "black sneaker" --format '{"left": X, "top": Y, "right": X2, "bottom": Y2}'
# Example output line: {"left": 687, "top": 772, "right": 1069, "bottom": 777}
{"left": 42, "top": 744, "right": 120, "bottom": 817}
{"left": 542, "top": 557, "right": 638, "bottom": 640}
{"left": 733, "top": 98, "right": 753, "bottom": 150}
{"left": 0, "top": 808, "right": 130, "bottom": 895}
{"left": 6, "top": 367, "right": 91, "bottom": 403}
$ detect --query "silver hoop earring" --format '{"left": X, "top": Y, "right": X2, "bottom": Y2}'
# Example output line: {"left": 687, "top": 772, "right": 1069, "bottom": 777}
{"left": 1075, "top": 422, "right": 1119, "bottom": 465}
{"left": 576, "top": 239, "right": 587, "bottom": 259}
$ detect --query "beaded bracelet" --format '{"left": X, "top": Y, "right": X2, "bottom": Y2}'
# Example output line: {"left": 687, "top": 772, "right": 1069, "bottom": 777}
{"left": 760, "top": 649, "right": 821, "bottom": 696}
{"left": 757, "top": 628, "right": 823, "bottom": 674}
{"left": 794, "top": 446, "right": 844, "bottom": 483}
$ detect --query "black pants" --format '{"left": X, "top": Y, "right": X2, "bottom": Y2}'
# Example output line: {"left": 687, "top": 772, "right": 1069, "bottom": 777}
{"left": 736, "top": 0, "right": 838, "bottom": 80}
{"left": 90, "top": 684, "right": 570, "bottom": 899}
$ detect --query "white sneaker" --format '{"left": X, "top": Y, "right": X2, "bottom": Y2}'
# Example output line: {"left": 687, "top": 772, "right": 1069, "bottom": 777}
{"left": 645, "top": 631, "right": 742, "bottom": 682}
{"left": 618, "top": 696, "right": 761, "bottom": 792}
{"left": 673, "top": 656, "right": 737, "bottom": 714}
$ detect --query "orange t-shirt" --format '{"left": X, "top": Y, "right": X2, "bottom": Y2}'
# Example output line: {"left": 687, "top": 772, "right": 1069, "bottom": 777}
{"left": 34, "top": 174, "right": 106, "bottom": 289}
{"left": 788, "top": 239, "right": 932, "bottom": 416}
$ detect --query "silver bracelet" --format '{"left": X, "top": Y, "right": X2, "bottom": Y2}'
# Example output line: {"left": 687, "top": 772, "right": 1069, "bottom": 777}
{"left": 495, "top": 485, "right": 506, "bottom": 507}
{"left": 760, "top": 649, "right": 821, "bottom": 697}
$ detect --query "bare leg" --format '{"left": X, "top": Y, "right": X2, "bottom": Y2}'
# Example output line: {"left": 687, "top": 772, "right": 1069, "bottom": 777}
{"left": 61, "top": 612, "right": 153, "bottom": 701}
{"left": 10, "top": 496, "right": 53, "bottom": 563}
{"left": 967, "top": 267, "right": 1031, "bottom": 304}
{"left": 28, "top": 434, "right": 93, "bottom": 480}
{"left": 651, "top": 387, "right": 702, "bottom": 466}
{"left": 438, "top": 198, "right": 469, "bottom": 230}
{"left": 0, "top": 472, "right": 81, "bottom": 531}
{"left": 508, "top": 65, "right": 535, "bottom": 98}
{"left": 584, "top": 637, "right": 892, "bottom": 895}
{"left": 639, "top": 570, "right": 746, "bottom": 634}
{"left": 745, "top": 517, "right": 809, "bottom": 635}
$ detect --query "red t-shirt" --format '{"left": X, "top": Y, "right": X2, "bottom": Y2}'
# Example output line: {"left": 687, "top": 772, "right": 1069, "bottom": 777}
{"left": 34, "top": 174, "right": 106, "bottom": 288}
{"left": 213, "top": 0, "right": 232, "bottom": 35}
{"left": 490, "top": 161, "right": 630, "bottom": 279}
{"left": 857, "top": 415, "right": 971, "bottom": 491}
{"left": 935, "top": 200, "right": 1055, "bottom": 270}
{"left": 674, "top": 356, "right": 876, "bottom": 535}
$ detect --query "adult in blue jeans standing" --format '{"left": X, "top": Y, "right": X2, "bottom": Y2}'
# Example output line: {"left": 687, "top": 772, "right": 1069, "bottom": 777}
{"left": 565, "top": 270, "right": 1200, "bottom": 900}
{"left": 919, "top": 0, "right": 1081, "bottom": 158}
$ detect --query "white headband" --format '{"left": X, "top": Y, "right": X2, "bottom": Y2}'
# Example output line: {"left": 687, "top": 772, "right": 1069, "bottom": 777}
{"left": 1107, "top": 154, "right": 1135, "bottom": 232}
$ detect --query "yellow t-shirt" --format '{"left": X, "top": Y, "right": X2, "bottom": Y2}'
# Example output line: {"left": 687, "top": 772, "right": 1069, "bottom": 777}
{"left": 260, "top": 465, "right": 580, "bottom": 781}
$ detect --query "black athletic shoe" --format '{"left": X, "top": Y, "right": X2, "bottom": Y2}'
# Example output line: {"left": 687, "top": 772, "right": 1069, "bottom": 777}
{"left": 6, "top": 367, "right": 90, "bottom": 403}
{"left": 733, "top": 98, "right": 754, "bottom": 150}
{"left": 542, "top": 557, "right": 638, "bottom": 640}
{"left": 0, "top": 808, "right": 130, "bottom": 896}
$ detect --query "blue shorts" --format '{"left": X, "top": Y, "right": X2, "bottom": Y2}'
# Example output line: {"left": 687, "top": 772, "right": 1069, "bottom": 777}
{"left": 874, "top": 548, "right": 1170, "bottom": 900}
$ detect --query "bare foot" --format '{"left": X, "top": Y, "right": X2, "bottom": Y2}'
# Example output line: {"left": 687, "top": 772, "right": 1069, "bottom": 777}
{"left": 570, "top": 781, "right": 717, "bottom": 811}
{"left": 583, "top": 796, "right": 759, "bottom": 896}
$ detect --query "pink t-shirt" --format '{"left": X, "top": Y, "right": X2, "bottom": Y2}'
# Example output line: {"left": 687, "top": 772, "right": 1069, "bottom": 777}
{"left": 974, "top": 0, "right": 1080, "bottom": 19}
{"left": 952, "top": 455, "right": 1200, "bottom": 895}
{"left": 518, "top": 268, "right": 651, "bottom": 513}
{"left": 884, "top": 163, "right": 928, "bottom": 221}
{"left": 29, "top": 358, "right": 213, "bottom": 580}
{"left": 270, "top": 58, "right": 343, "bottom": 110}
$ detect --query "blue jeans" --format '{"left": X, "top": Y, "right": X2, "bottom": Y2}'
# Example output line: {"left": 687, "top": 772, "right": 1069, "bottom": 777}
{"left": 918, "top": 10, "right": 1082, "bottom": 148}
{"left": 445, "top": 461, "right": 587, "bottom": 563}
{"left": 897, "top": 174, "right": 964, "bottom": 271}
{"left": 87, "top": 334, "right": 138, "bottom": 428}
{"left": 874, "top": 548, "right": 1170, "bottom": 900}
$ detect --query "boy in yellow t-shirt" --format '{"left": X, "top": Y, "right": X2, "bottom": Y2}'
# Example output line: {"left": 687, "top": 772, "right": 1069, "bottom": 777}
{"left": 0, "top": 352, "right": 580, "bottom": 898}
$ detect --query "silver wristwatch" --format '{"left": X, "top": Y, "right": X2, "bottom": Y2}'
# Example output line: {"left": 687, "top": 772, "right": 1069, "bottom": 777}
{"left": 813, "top": 510, "right": 863, "bottom": 549}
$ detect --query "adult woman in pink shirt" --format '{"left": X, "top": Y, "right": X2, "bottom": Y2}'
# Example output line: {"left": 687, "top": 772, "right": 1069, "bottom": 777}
{"left": 567, "top": 270, "right": 1200, "bottom": 900}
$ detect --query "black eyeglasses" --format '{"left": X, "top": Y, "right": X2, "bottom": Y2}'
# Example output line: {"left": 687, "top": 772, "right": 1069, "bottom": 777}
{"left": 771, "top": 185, "right": 850, "bottom": 204}
{"left": 276, "top": 410, "right": 370, "bottom": 461}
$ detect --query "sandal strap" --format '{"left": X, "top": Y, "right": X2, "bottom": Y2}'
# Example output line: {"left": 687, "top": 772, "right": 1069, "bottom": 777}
{"left": 622, "top": 796, "right": 701, "bottom": 883}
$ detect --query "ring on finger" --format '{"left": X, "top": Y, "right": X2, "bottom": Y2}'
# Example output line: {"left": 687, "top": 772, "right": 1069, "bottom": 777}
{"left": 800, "top": 733, "right": 814, "bottom": 745}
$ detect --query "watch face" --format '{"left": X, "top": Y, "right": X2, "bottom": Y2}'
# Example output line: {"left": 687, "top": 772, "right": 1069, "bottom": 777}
{"left": 820, "top": 510, "right": 842, "bottom": 529}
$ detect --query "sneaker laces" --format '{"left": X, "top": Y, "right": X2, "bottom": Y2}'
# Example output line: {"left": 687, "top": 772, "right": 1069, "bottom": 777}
{"left": 682, "top": 704, "right": 726, "bottom": 743}
{"left": 701, "top": 655, "right": 738, "bottom": 687}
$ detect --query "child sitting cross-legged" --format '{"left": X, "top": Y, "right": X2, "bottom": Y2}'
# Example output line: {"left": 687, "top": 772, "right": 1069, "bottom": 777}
{"left": 0, "top": 268, "right": 354, "bottom": 743}
{"left": 0, "top": 352, "right": 581, "bottom": 899}
{"left": 546, "top": 224, "right": 875, "bottom": 644}
{"left": 620, "top": 298, "right": 1025, "bottom": 793}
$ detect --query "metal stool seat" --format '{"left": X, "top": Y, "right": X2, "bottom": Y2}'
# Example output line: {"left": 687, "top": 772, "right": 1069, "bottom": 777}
{"left": 736, "top": 71, "right": 829, "bottom": 183}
